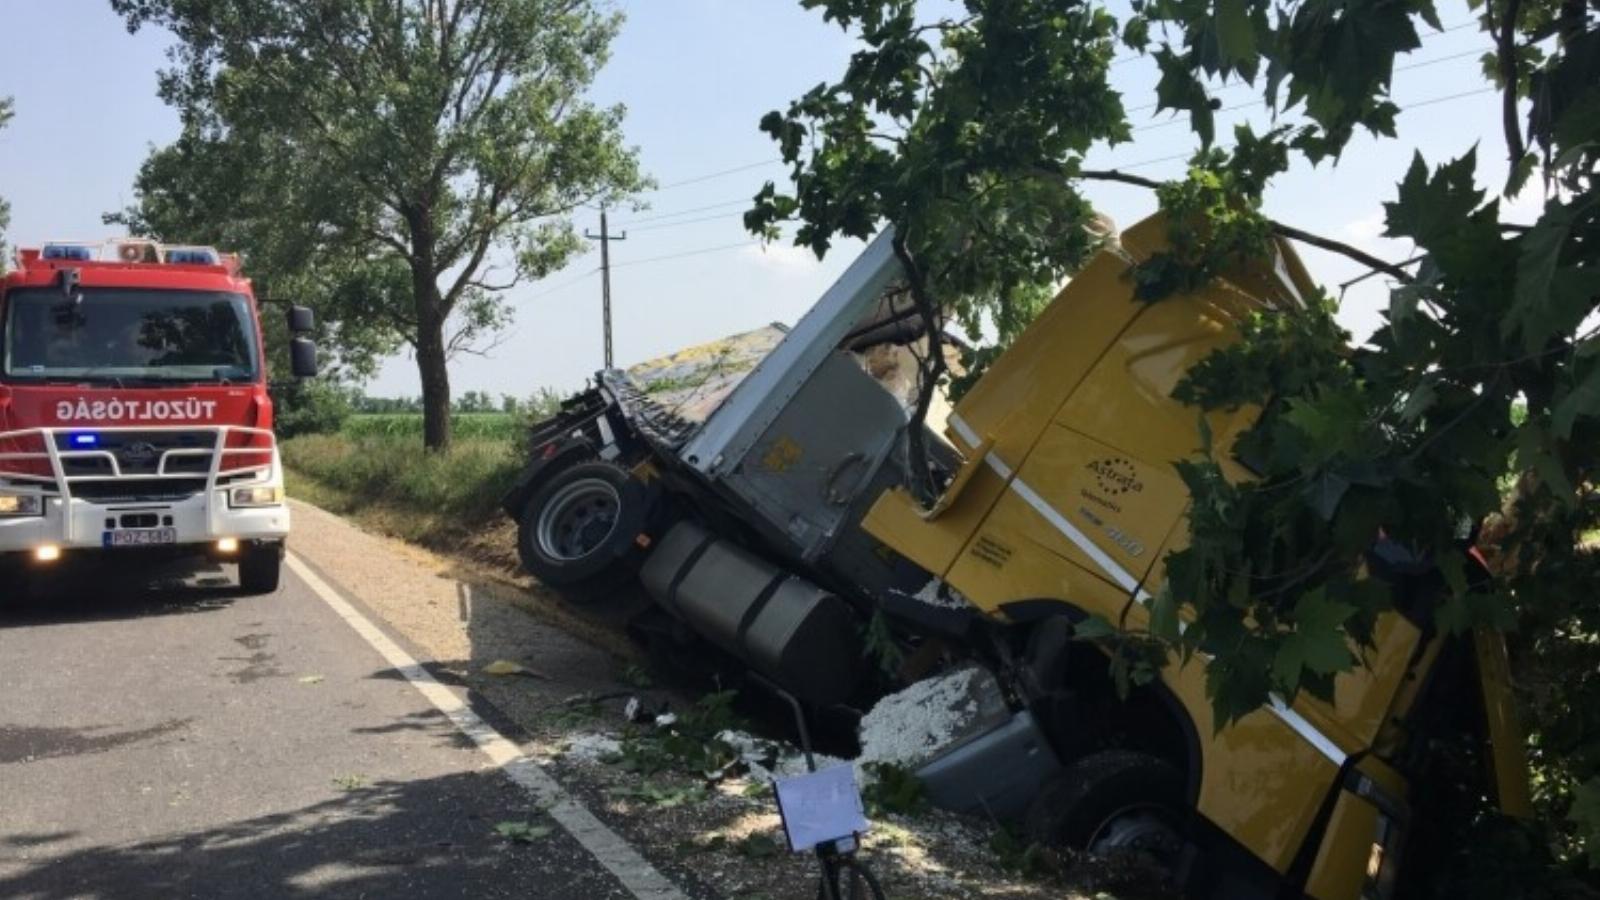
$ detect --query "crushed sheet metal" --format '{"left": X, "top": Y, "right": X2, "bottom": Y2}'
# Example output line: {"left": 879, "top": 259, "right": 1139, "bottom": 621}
{"left": 285, "top": 554, "right": 689, "bottom": 900}
{"left": 944, "top": 414, "right": 1349, "bottom": 767}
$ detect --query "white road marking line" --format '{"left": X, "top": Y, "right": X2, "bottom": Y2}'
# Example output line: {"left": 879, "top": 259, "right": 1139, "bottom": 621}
{"left": 284, "top": 554, "right": 688, "bottom": 900}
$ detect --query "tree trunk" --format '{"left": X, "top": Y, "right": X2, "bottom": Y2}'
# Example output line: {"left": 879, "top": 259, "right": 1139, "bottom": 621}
{"left": 413, "top": 270, "right": 452, "bottom": 452}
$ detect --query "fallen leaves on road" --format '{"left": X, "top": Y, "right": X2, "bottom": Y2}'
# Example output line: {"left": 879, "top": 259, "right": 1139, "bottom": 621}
{"left": 482, "top": 659, "right": 548, "bottom": 679}
{"left": 494, "top": 821, "right": 553, "bottom": 843}
{"left": 609, "top": 781, "right": 708, "bottom": 809}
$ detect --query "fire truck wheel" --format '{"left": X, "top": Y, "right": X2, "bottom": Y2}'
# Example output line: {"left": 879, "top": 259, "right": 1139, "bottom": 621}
{"left": 1026, "top": 749, "right": 1188, "bottom": 870}
{"left": 238, "top": 542, "right": 284, "bottom": 595}
{"left": 517, "top": 461, "right": 652, "bottom": 593}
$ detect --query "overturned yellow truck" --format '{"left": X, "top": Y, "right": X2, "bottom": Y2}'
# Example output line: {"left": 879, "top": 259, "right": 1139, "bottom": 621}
{"left": 503, "top": 214, "right": 1532, "bottom": 898}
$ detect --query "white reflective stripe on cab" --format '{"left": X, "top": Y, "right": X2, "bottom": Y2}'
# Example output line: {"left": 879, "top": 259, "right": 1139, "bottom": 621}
{"left": 1269, "top": 697, "right": 1348, "bottom": 766}
{"left": 1009, "top": 476, "right": 1151, "bottom": 603}
{"left": 947, "top": 414, "right": 1148, "bottom": 601}
{"left": 944, "top": 414, "right": 1349, "bottom": 767}
{"left": 946, "top": 412, "right": 983, "bottom": 451}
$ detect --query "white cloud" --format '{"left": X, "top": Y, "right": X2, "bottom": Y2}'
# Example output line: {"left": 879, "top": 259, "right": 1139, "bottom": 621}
{"left": 1343, "top": 211, "right": 1386, "bottom": 244}
{"left": 738, "top": 242, "right": 820, "bottom": 275}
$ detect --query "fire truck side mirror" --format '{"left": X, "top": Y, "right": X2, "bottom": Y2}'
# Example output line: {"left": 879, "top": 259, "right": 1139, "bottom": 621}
{"left": 289, "top": 337, "right": 319, "bottom": 379}
{"left": 287, "top": 305, "right": 316, "bottom": 334}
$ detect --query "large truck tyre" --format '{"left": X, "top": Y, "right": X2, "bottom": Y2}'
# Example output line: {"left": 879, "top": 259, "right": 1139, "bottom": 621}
{"left": 517, "top": 461, "right": 653, "bottom": 596}
{"left": 1026, "top": 749, "right": 1188, "bottom": 868}
{"left": 238, "top": 541, "right": 284, "bottom": 595}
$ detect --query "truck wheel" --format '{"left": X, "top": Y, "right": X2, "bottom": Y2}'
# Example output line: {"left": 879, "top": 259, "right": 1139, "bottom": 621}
{"left": 238, "top": 542, "right": 284, "bottom": 595}
{"left": 517, "top": 461, "right": 651, "bottom": 593}
{"left": 1026, "top": 749, "right": 1187, "bottom": 869}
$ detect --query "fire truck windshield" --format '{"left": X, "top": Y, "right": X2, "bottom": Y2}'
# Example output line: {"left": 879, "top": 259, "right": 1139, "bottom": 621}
{"left": 2, "top": 288, "right": 260, "bottom": 384}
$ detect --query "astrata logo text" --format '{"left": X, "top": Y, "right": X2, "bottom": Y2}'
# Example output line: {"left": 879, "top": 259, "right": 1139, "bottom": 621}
{"left": 55, "top": 398, "right": 220, "bottom": 422}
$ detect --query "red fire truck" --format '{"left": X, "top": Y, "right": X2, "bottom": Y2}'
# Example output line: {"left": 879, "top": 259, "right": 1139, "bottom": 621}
{"left": 0, "top": 239, "right": 316, "bottom": 593}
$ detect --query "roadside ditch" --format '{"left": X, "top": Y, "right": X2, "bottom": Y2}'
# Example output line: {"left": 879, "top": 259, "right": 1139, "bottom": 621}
{"left": 284, "top": 473, "right": 1174, "bottom": 900}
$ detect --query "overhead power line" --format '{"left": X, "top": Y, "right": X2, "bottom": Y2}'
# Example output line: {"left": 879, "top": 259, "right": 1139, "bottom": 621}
{"left": 1132, "top": 49, "right": 1484, "bottom": 131}
{"left": 624, "top": 23, "right": 1485, "bottom": 209}
{"left": 1399, "top": 85, "right": 1498, "bottom": 111}
{"left": 609, "top": 241, "right": 759, "bottom": 269}
{"left": 582, "top": 87, "right": 1498, "bottom": 275}
{"left": 526, "top": 267, "right": 598, "bottom": 302}
{"left": 644, "top": 159, "right": 782, "bottom": 194}
{"left": 1111, "top": 85, "right": 1496, "bottom": 170}
{"left": 625, "top": 209, "right": 751, "bottom": 233}
{"left": 532, "top": 236, "right": 805, "bottom": 292}
{"left": 1126, "top": 22, "right": 1485, "bottom": 113}
{"left": 612, "top": 198, "right": 751, "bottom": 227}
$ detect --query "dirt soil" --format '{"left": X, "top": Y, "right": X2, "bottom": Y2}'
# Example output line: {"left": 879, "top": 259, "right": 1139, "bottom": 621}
{"left": 287, "top": 496, "right": 1176, "bottom": 900}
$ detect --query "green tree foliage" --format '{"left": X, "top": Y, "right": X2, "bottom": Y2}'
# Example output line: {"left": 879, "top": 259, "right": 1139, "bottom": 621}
{"left": 453, "top": 390, "right": 497, "bottom": 414}
{"left": 354, "top": 395, "right": 425, "bottom": 414}
{"left": 109, "top": 0, "right": 646, "bottom": 449}
{"left": 0, "top": 96, "right": 13, "bottom": 266}
{"left": 759, "top": 0, "right": 1599, "bottom": 877}
{"left": 271, "top": 379, "right": 357, "bottom": 438}
{"left": 745, "top": 0, "right": 1129, "bottom": 501}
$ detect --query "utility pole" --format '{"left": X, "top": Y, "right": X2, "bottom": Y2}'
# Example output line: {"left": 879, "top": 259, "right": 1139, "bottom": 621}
{"left": 584, "top": 207, "right": 626, "bottom": 368}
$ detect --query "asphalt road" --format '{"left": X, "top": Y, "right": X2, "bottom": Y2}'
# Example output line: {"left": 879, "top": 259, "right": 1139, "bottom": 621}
{"left": 0, "top": 556, "right": 651, "bottom": 900}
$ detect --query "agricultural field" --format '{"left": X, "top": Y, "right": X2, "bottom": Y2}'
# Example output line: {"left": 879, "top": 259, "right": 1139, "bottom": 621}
{"left": 340, "top": 412, "right": 526, "bottom": 442}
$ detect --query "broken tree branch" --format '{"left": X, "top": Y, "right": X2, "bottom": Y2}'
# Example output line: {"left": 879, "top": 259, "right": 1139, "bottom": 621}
{"left": 890, "top": 230, "right": 949, "bottom": 509}
{"left": 1269, "top": 221, "right": 1416, "bottom": 284}
{"left": 1071, "top": 167, "right": 1418, "bottom": 283}
{"left": 1492, "top": 0, "right": 1528, "bottom": 173}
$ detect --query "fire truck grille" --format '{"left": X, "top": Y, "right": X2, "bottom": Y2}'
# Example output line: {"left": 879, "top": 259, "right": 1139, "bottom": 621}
{"left": 54, "top": 430, "right": 216, "bottom": 477}
{"left": 70, "top": 478, "right": 208, "bottom": 504}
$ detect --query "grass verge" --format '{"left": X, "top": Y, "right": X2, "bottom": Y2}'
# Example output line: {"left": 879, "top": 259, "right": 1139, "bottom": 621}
{"left": 281, "top": 432, "right": 520, "bottom": 551}
{"left": 282, "top": 431, "right": 646, "bottom": 661}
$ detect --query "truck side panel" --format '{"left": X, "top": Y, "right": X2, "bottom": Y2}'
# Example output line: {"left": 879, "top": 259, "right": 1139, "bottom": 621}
{"left": 860, "top": 213, "right": 1461, "bottom": 887}
{"left": 938, "top": 487, "right": 1342, "bottom": 874}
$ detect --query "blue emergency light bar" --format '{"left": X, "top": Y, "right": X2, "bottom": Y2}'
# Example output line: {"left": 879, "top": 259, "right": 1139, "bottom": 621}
{"left": 42, "top": 244, "right": 93, "bottom": 261}
{"left": 165, "top": 247, "right": 220, "bottom": 265}
{"left": 70, "top": 434, "right": 99, "bottom": 448}
{"left": 32, "top": 241, "right": 225, "bottom": 266}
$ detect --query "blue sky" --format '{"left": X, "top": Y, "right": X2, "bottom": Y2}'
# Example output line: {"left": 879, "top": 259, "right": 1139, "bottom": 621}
{"left": 0, "top": 1, "right": 1537, "bottom": 399}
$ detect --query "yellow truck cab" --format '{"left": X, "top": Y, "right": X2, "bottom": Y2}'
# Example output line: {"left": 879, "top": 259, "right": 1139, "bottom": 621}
{"left": 862, "top": 214, "right": 1533, "bottom": 898}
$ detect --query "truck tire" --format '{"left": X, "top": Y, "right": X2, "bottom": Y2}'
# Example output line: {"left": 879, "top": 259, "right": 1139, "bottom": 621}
{"left": 238, "top": 542, "right": 284, "bottom": 595}
{"left": 1025, "top": 749, "right": 1187, "bottom": 867}
{"left": 517, "top": 461, "right": 652, "bottom": 594}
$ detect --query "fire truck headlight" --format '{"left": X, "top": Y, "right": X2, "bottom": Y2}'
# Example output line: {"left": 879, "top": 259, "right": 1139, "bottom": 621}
{"left": 229, "top": 486, "right": 284, "bottom": 508}
{"left": 0, "top": 494, "right": 44, "bottom": 517}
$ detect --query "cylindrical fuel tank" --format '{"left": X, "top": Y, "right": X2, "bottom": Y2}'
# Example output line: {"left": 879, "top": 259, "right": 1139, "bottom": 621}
{"left": 639, "top": 521, "right": 862, "bottom": 706}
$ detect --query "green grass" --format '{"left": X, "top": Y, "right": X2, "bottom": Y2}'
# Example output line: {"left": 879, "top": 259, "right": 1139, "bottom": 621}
{"left": 341, "top": 412, "right": 524, "bottom": 442}
{"left": 281, "top": 431, "right": 521, "bottom": 528}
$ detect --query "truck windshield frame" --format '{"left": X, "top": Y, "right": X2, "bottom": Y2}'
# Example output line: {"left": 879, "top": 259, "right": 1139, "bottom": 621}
{"left": 1, "top": 287, "right": 262, "bottom": 385}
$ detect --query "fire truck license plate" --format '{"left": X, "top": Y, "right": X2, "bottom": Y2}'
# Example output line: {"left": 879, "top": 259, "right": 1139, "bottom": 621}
{"left": 105, "top": 528, "right": 178, "bottom": 548}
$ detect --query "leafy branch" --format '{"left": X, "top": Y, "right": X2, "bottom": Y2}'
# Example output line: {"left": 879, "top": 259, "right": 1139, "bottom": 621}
{"left": 760, "top": 0, "right": 1600, "bottom": 876}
